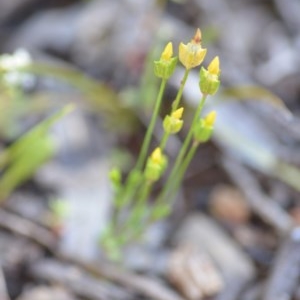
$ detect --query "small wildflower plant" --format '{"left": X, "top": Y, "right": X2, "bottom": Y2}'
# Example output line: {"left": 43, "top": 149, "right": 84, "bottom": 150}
{"left": 103, "top": 29, "right": 221, "bottom": 260}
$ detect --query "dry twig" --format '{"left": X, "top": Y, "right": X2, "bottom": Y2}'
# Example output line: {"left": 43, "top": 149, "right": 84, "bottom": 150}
{"left": 263, "top": 227, "right": 300, "bottom": 300}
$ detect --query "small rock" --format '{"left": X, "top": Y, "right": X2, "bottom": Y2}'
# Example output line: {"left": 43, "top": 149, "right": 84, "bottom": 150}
{"left": 172, "top": 213, "right": 255, "bottom": 300}
{"left": 168, "top": 243, "right": 223, "bottom": 300}
{"left": 209, "top": 184, "right": 250, "bottom": 224}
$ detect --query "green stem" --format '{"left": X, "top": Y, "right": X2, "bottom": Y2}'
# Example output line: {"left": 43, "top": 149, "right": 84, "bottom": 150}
{"left": 158, "top": 94, "right": 207, "bottom": 202}
{"left": 159, "top": 132, "right": 168, "bottom": 150}
{"left": 112, "top": 170, "right": 143, "bottom": 223}
{"left": 135, "top": 79, "right": 167, "bottom": 171}
{"left": 126, "top": 180, "right": 152, "bottom": 233}
{"left": 111, "top": 69, "right": 191, "bottom": 246}
{"left": 159, "top": 69, "right": 190, "bottom": 151}
{"left": 114, "top": 78, "right": 168, "bottom": 219}
{"left": 137, "top": 180, "right": 152, "bottom": 206}
{"left": 171, "top": 69, "right": 190, "bottom": 112}
{"left": 169, "top": 141, "right": 199, "bottom": 200}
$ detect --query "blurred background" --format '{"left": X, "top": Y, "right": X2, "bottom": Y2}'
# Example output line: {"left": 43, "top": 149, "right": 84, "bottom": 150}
{"left": 1, "top": 0, "right": 300, "bottom": 300}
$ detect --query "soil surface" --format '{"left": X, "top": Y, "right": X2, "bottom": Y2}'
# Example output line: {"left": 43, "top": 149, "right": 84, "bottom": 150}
{"left": 1, "top": 1, "right": 300, "bottom": 300}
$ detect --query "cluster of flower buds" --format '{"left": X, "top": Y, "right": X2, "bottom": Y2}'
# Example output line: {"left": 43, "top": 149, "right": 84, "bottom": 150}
{"left": 105, "top": 28, "right": 223, "bottom": 259}
{"left": 155, "top": 29, "right": 221, "bottom": 96}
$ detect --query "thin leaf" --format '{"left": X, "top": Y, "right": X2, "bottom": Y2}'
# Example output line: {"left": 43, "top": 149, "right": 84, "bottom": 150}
{"left": 0, "top": 104, "right": 74, "bottom": 169}
{"left": 22, "top": 63, "right": 134, "bottom": 131}
{"left": 221, "top": 85, "right": 291, "bottom": 116}
{"left": 0, "top": 136, "right": 55, "bottom": 201}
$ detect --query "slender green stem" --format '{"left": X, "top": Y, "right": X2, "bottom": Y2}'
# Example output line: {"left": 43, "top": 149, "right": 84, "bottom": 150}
{"left": 111, "top": 69, "right": 191, "bottom": 248}
{"left": 171, "top": 69, "right": 190, "bottom": 112}
{"left": 159, "top": 132, "right": 168, "bottom": 150}
{"left": 158, "top": 94, "right": 207, "bottom": 202}
{"left": 169, "top": 141, "right": 198, "bottom": 200}
{"left": 127, "top": 180, "right": 152, "bottom": 229}
{"left": 135, "top": 79, "right": 167, "bottom": 171}
{"left": 114, "top": 78, "right": 168, "bottom": 218}
{"left": 137, "top": 180, "right": 152, "bottom": 207}
{"left": 159, "top": 69, "right": 190, "bottom": 151}
{"left": 111, "top": 177, "right": 147, "bottom": 241}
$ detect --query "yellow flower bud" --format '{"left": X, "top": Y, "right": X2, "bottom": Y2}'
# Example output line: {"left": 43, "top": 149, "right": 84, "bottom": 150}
{"left": 163, "top": 116, "right": 183, "bottom": 135}
{"left": 161, "top": 42, "right": 173, "bottom": 61}
{"left": 203, "top": 111, "right": 217, "bottom": 127}
{"left": 171, "top": 107, "right": 184, "bottom": 119}
{"left": 208, "top": 56, "right": 220, "bottom": 75}
{"left": 154, "top": 42, "right": 178, "bottom": 79}
{"left": 163, "top": 107, "right": 184, "bottom": 134}
{"left": 179, "top": 28, "right": 207, "bottom": 70}
{"left": 199, "top": 56, "right": 221, "bottom": 95}
{"left": 193, "top": 111, "right": 217, "bottom": 143}
{"left": 145, "top": 148, "right": 168, "bottom": 182}
{"left": 151, "top": 147, "right": 163, "bottom": 164}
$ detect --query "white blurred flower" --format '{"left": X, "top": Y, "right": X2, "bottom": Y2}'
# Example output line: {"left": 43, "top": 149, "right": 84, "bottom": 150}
{"left": 0, "top": 48, "right": 34, "bottom": 87}
{"left": 0, "top": 48, "right": 31, "bottom": 70}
